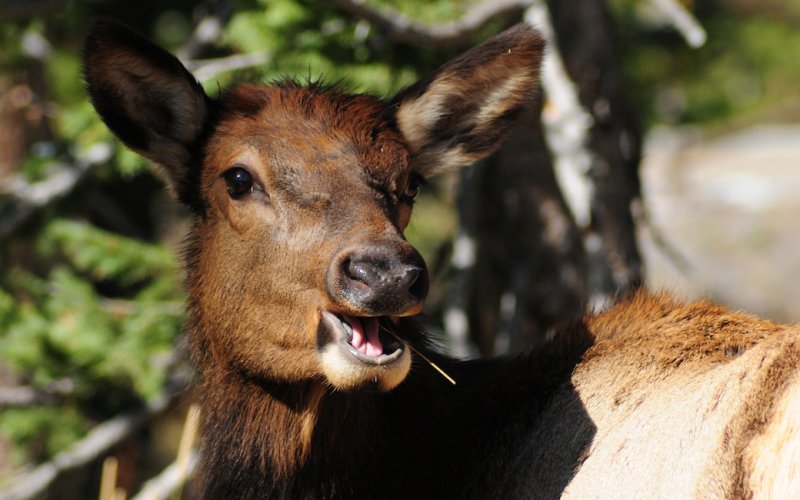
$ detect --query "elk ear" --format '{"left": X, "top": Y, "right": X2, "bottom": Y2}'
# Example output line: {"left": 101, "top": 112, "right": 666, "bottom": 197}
{"left": 83, "top": 20, "right": 209, "bottom": 197}
{"left": 392, "top": 24, "right": 544, "bottom": 177}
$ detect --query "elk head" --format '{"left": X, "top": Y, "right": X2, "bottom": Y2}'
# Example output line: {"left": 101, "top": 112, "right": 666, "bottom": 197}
{"left": 84, "top": 21, "right": 543, "bottom": 392}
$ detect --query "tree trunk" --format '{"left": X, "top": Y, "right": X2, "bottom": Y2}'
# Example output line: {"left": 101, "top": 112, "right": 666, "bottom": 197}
{"left": 547, "top": 0, "right": 644, "bottom": 296}
{"left": 447, "top": 0, "right": 644, "bottom": 355}
{"left": 448, "top": 105, "right": 587, "bottom": 356}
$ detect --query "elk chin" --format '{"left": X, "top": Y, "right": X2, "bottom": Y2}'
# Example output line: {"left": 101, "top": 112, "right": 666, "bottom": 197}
{"left": 317, "top": 311, "right": 411, "bottom": 392}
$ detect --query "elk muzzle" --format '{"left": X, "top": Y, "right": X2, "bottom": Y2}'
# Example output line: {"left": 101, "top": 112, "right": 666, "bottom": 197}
{"left": 328, "top": 242, "right": 429, "bottom": 317}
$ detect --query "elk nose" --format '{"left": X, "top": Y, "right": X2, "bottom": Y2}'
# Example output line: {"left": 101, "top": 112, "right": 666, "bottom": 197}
{"left": 346, "top": 259, "right": 426, "bottom": 301}
{"left": 330, "top": 245, "right": 429, "bottom": 316}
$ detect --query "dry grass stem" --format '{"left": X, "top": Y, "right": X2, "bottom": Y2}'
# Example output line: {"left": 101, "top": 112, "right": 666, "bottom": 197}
{"left": 172, "top": 404, "right": 201, "bottom": 500}
{"left": 382, "top": 326, "right": 457, "bottom": 385}
{"left": 99, "top": 456, "right": 119, "bottom": 500}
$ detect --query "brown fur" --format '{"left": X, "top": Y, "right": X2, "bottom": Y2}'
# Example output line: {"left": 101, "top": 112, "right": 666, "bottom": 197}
{"left": 523, "top": 293, "right": 800, "bottom": 499}
{"left": 83, "top": 21, "right": 800, "bottom": 499}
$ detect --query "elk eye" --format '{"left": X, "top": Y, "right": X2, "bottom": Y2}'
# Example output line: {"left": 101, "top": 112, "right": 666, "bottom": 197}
{"left": 402, "top": 175, "right": 423, "bottom": 202}
{"left": 223, "top": 166, "right": 254, "bottom": 198}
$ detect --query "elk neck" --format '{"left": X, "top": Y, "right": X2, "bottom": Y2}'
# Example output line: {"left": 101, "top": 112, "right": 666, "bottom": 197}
{"left": 189, "top": 314, "right": 595, "bottom": 499}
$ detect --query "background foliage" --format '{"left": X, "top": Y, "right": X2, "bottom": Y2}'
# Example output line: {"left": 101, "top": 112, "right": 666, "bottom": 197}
{"left": 1, "top": 0, "right": 798, "bottom": 493}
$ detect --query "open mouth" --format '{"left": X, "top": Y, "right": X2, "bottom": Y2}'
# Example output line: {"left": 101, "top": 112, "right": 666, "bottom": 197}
{"left": 318, "top": 311, "right": 406, "bottom": 365}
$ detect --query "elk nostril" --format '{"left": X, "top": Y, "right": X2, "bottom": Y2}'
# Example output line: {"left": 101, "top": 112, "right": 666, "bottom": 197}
{"left": 406, "top": 267, "right": 427, "bottom": 301}
{"left": 344, "top": 258, "right": 371, "bottom": 285}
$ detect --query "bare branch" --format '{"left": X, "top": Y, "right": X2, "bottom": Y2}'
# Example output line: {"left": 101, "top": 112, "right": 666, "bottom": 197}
{"left": 131, "top": 452, "right": 199, "bottom": 500}
{"left": 332, "top": 0, "right": 531, "bottom": 47}
{"left": 0, "top": 379, "right": 75, "bottom": 410}
{"left": 132, "top": 405, "right": 200, "bottom": 500}
{"left": 187, "top": 52, "right": 272, "bottom": 82}
{"left": 647, "top": 0, "right": 707, "bottom": 48}
{"left": 175, "top": 1, "right": 235, "bottom": 61}
{"left": 0, "top": 0, "right": 66, "bottom": 19}
{"left": 0, "top": 142, "right": 112, "bottom": 241}
{"left": 0, "top": 376, "right": 189, "bottom": 500}
{"left": 99, "top": 298, "right": 184, "bottom": 317}
{"left": 719, "top": 0, "right": 800, "bottom": 24}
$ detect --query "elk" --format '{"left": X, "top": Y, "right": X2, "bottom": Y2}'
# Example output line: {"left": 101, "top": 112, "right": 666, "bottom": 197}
{"left": 84, "top": 20, "right": 800, "bottom": 499}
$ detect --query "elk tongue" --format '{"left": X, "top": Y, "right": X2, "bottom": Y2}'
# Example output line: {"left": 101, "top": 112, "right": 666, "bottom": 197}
{"left": 363, "top": 317, "right": 382, "bottom": 357}
{"left": 346, "top": 316, "right": 383, "bottom": 357}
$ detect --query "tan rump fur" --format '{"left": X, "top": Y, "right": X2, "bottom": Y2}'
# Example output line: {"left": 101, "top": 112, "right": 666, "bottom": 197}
{"left": 746, "top": 373, "right": 800, "bottom": 499}
{"left": 556, "top": 294, "right": 800, "bottom": 499}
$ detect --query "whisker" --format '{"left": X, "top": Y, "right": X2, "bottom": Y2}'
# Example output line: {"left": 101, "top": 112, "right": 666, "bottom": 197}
{"left": 381, "top": 325, "right": 457, "bottom": 385}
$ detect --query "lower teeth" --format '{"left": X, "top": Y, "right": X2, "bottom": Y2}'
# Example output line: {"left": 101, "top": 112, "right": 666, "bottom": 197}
{"left": 342, "top": 320, "right": 354, "bottom": 343}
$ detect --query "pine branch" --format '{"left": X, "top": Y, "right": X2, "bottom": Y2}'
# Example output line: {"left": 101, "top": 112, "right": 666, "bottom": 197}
{"left": 332, "top": 0, "right": 532, "bottom": 47}
{"left": 0, "top": 375, "right": 189, "bottom": 500}
{"left": 0, "top": 2, "right": 240, "bottom": 240}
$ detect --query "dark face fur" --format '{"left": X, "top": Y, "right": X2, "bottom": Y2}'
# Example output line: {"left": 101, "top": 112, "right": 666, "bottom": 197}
{"left": 84, "top": 20, "right": 543, "bottom": 392}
